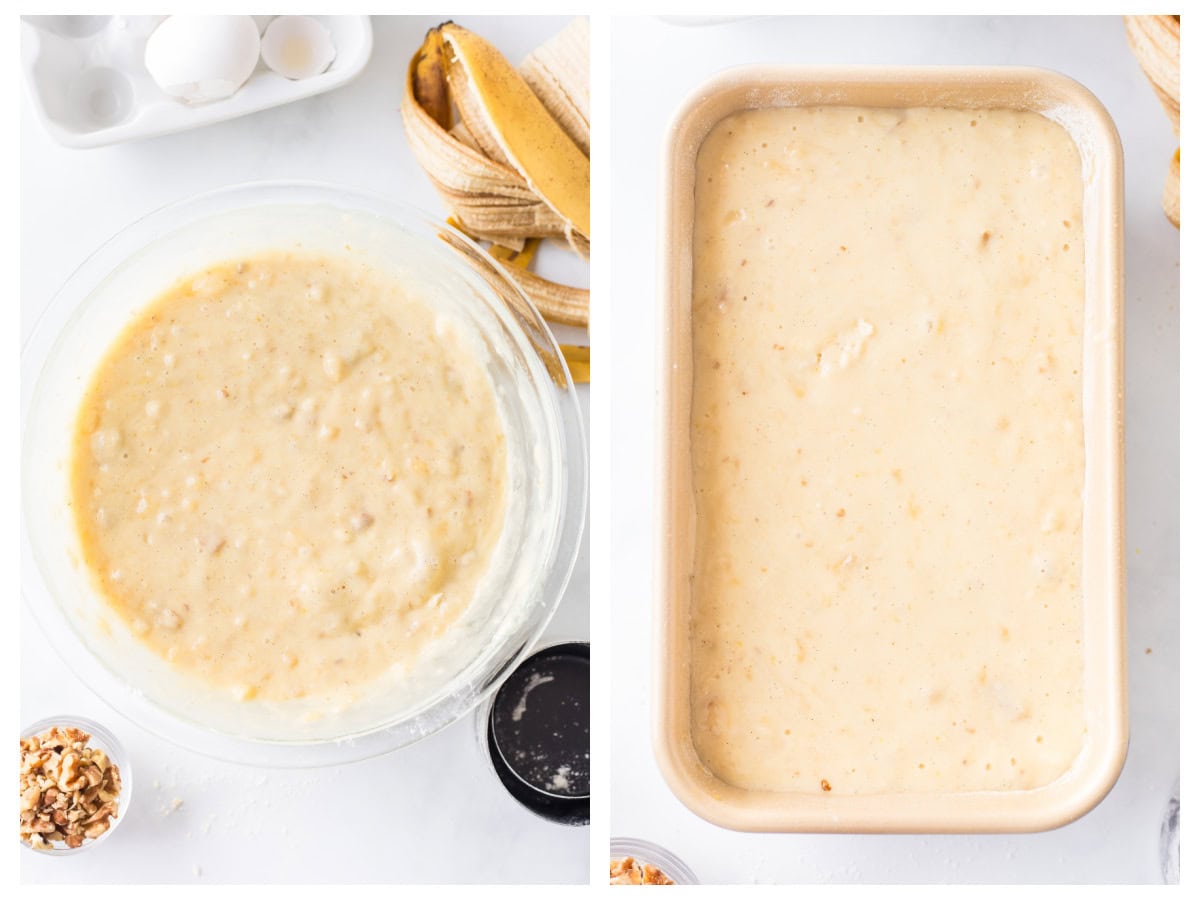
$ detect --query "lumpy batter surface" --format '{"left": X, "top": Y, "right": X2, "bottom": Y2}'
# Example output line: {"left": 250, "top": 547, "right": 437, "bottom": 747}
{"left": 690, "top": 107, "right": 1086, "bottom": 794}
{"left": 72, "top": 252, "right": 507, "bottom": 702}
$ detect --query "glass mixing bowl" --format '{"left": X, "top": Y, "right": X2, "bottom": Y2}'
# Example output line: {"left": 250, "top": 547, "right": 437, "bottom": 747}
{"left": 21, "top": 181, "right": 587, "bottom": 766}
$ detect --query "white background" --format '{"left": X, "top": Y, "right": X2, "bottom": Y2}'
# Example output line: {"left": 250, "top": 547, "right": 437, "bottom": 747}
{"left": 610, "top": 16, "right": 1179, "bottom": 884}
{"left": 20, "top": 15, "right": 589, "bottom": 884}
{"left": 17, "top": 11, "right": 1185, "bottom": 890}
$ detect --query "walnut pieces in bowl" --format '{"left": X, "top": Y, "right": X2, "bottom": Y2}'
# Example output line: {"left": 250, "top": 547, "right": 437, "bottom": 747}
{"left": 610, "top": 856, "right": 674, "bottom": 885}
{"left": 609, "top": 838, "right": 698, "bottom": 885}
{"left": 19, "top": 717, "right": 128, "bottom": 853}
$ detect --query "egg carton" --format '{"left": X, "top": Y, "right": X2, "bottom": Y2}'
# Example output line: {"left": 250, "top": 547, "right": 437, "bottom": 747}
{"left": 20, "top": 15, "right": 373, "bottom": 149}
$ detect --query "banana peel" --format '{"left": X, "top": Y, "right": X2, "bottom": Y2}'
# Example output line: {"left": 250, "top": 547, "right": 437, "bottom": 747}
{"left": 1125, "top": 15, "right": 1179, "bottom": 134}
{"left": 560, "top": 344, "right": 590, "bottom": 384}
{"left": 497, "top": 258, "right": 589, "bottom": 328}
{"left": 441, "top": 22, "right": 590, "bottom": 240}
{"left": 519, "top": 16, "right": 590, "bottom": 156}
{"left": 403, "top": 55, "right": 566, "bottom": 245}
{"left": 401, "top": 21, "right": 591, "bottom": 326}
{"left": 1125, "top": 15, "right": 1180, "bottom": 228}
{"left": 411, "top": 25, "right": 452, "bottom": 130}
{"left": 487, "top": 237, "right": 589, "bottom": 329}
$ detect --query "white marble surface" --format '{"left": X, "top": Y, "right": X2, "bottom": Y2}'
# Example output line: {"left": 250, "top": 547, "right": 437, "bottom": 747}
{"left": 611, "top": 15, "right": 1179, "bottom": 884}
{"left": 20, "top": 15, "right": 588, "bottom": 884}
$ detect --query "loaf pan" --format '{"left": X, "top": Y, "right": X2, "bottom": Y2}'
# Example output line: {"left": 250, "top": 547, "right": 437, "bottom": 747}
{"left": 654, "top": 66, "right": 1125, "bottom": 833}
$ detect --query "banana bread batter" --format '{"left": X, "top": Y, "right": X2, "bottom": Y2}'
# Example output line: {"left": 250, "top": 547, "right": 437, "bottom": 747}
{"left": 71, "top": 251, "right": 508, "bottom": 703}
{"left": 690, "top": 106, "right": 1086, "bottom": 794}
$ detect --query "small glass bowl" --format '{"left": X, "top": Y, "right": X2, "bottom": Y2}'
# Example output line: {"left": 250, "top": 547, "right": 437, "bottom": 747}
{"left": 19, "top": 715, "right": 132, "bottom": 855}
{"left": 609, "top": 837, "right": 698, "bottom": 885}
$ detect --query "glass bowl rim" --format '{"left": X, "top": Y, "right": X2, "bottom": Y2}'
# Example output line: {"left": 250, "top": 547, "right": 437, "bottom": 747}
{"left": 609, "top": 837, "right": 699, "bottom": 885}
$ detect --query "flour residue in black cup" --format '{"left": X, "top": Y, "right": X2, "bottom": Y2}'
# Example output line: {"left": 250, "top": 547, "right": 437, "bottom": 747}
{"left": 487, "top": 641, "right": 589, "bottom": 825}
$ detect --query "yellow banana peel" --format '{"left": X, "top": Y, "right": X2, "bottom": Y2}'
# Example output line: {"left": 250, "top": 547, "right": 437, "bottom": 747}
{"left": 401, "top": 20, "right": 591, "bottom": 326}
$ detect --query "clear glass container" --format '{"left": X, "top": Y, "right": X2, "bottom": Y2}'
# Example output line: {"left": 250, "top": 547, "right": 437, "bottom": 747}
{"left": 22, "top": 181, "right": 587, "bottom": 767}
{"left": 609, "top": 837, "right": 698, "bottom": 885}
{"left": 19, "top": 715, "right": 132, "bottom": 855}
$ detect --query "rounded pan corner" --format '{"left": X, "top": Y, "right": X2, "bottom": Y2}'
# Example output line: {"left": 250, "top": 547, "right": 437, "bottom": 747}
{"left": 661, "top": 65, "right": 770, "bottom": 165}
{"left": 650, "top": 689, "right": 764, "bottom": 832}
{"left": 1019, "top": 66, "right": 1121, "bottom": 128}
{"left": 961, "top": 710, "right": 1130, "bottom": 835}
{"left": 650, "top": 723, "right": 757, "bottom": 833}
{"left": 1030, "top": 717, "right": 1130, "bottom": 833}
{"left": 649, "top": 706, "right": 701, "bottom": 810}
{"left": 665, "top": 66, "right": 752, "bottom": 136}
{"left": 1016, "top": 66, "right": 1124, "bottom": 166}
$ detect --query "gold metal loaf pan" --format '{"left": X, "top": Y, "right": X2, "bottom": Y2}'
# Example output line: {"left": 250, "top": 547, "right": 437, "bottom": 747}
{"left": 654, "top": 66, "right": 1125, "bottom": 833}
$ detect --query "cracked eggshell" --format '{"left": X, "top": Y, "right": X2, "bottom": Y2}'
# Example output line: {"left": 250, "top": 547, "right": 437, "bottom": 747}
{"left": 144, "top": 15, "right": 261, "bottom": 105}
{"left": 260, "top": 16, "right": 336, "bottom": 81}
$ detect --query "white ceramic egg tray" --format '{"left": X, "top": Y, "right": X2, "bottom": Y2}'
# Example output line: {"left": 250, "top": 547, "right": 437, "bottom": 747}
{"left": 20, "top": 15, "right": 373, "bottom": 149}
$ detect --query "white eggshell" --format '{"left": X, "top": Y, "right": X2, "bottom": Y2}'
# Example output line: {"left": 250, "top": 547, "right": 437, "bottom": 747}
{"left": 260, "top": 16, "right": 336, "bottom": 81}
{"left": 144, "top": 15, "right": 261, "bottom": 105}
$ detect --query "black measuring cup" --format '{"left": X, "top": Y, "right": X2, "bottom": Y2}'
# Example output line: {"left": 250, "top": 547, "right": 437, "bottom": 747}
{"left": 482, "top": 641, "right": 589, "bottom": 826}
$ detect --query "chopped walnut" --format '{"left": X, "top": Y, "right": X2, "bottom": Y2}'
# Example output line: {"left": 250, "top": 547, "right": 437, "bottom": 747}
{"left": 610, "top": 856, "right": 675, "bottom": 885}
{"left": 20, "top": 726, "right": 122, "bottom": 850}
